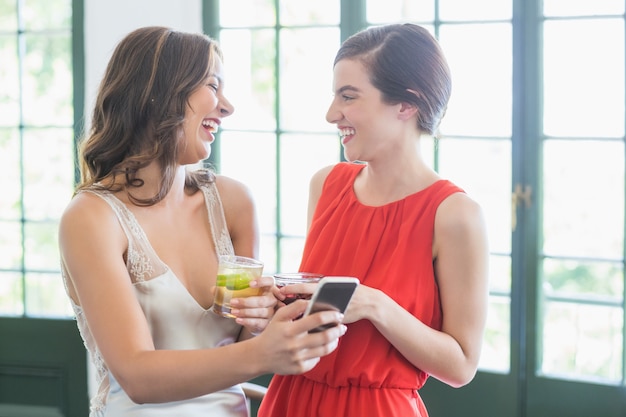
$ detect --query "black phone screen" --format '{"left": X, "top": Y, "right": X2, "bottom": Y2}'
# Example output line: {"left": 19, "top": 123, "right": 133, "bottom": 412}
{"left": 308, "top": 282, "right": 356, "bottom": 314}
{"left": 306, "top": 281, "right": 357, "bottom": 332}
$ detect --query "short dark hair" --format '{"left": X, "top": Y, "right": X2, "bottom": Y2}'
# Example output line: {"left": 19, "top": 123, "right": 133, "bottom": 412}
{"left": 334, "top": 23, "right": 451, "bottom": 136}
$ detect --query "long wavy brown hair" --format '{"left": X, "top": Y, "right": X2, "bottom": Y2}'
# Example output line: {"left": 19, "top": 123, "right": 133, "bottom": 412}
{"left": 77, "top": 26, "right": 222, "bottom": 205}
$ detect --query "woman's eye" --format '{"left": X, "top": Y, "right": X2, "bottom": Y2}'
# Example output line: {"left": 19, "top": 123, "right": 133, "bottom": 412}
{"left": 207, "top": 83, "right": 219, "bottom": 92}
{"left": 341, "top": 94, "right": 354, "bottom": 101}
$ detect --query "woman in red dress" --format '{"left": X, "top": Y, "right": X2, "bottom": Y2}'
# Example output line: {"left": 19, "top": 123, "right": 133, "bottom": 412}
{"left": 259, "top": 23, "right": 489, "bottom": 417}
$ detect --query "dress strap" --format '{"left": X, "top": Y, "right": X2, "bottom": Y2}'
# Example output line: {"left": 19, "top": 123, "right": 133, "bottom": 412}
{"left": 200, "top": 182, "right": 235, "bottom": 257}
{"left": 81, "top": 189, "right": 166, "bottom": 282}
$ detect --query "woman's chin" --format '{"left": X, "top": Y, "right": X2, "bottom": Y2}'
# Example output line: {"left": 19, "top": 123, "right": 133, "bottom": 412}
{"left": 198, "top": 144, "right": 212, "bottom": 161}
{"left": 179, "top": 149, "right": 211, "bottom": 166}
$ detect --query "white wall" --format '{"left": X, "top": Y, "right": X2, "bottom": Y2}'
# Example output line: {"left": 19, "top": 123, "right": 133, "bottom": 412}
{"left": 84, "top": 0, "right": 202, "bottom": 123}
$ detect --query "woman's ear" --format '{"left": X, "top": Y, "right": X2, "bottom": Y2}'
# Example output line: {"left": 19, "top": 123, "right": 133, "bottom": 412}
{"left": 398, "top": 101, "right": 418, "bottom": 121}
{"left": 398, "top": 88, "right": 421, "bottom": 121}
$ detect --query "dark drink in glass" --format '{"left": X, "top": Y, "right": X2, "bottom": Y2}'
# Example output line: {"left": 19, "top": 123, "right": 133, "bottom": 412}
{"left": 274, "top": 272, "right": 324, "bottom": 304}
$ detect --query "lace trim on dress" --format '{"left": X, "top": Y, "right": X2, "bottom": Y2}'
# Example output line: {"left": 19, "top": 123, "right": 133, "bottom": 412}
{"left": 60, "top": 267, "right": 109, "bottom": 417}
{"left": 90, "top": 191, "right": 163, "bottom": 283}
{"left": 202, "top": 182, "right": 235, "bottom": 257}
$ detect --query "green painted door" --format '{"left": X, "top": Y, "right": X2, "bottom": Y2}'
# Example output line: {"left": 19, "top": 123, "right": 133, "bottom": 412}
{"left": 0, "top": 318, "right": 88, "bottom": 417}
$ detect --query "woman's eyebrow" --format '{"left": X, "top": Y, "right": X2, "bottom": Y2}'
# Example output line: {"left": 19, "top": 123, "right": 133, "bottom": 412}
{"left": 336, "top": 85, "right": 360, "bottom": 94}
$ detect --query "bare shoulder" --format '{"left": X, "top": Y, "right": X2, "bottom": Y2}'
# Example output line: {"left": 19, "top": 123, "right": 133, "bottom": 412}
{"left": 59, "top": 192, "right": 127, "bottom": 256}
{"left": 439, "top": 191, "right": 484, "bottom": 217}
{"left": 58, "top": 191, "right": 128, "bottom": 293}
{"left": 309, "top": 164, "right": 335, "bottom": 193}
{"left": 213, "top": 175, "right": 255, "bottom": 212}
{"left": 213, "top": 175, "right": 259, "bottom": 255}
{"left": 213, "top": 175, "right": 257, "bottom": 240}
{"left": 434, "top": 191, "right": 487, "bottom": 243}
{"left": 60, "top": 192, "right": 118, "bottom": 235}
{"left": 214, "top": 174, "right": 252, "bottom": 195}
{"left": 311, "top": 164, "right": 335, "bottom": 185}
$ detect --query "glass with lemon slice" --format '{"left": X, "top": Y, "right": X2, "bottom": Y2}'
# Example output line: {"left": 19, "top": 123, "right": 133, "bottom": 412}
{"left": 211, "top": 255, "right": 264, "bottom": 318}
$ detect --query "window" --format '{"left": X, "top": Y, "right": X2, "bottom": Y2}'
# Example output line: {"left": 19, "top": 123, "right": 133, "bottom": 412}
{"left": 540, "top": 0, "right": 624, "bottom": 383}
{"left": 206, "top": 0, "right": 342, "bottom": 273}
{"left": 0, "top": 0, "right": 76, "bottom": 318}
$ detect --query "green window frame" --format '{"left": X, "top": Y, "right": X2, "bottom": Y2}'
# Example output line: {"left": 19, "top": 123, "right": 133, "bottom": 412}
{"left": 0, "top": 0, "right": 83, "bottom": 318}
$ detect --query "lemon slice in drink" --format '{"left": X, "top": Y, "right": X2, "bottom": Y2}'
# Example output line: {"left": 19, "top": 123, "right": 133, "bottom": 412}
{"left": 216, "top": 273, "right": 252, "bottom": 290}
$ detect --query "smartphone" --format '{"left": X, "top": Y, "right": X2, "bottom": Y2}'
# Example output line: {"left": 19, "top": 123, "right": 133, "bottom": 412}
{"left": 302, "top": 276, "right": 359, "bottom": 333}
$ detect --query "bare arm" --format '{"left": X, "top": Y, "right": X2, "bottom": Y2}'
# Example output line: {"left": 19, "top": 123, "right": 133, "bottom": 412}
{"left": 215, "top": 175, "right": 259, "bottom": 259}
{"left": 342, "top": 193, "right": 489, "bottom": 387}
{"left": 306, "top": 165, "right": 334, "bottom": 231}
{"left": 59, "top": 192, "right": 345, "bottom": 404}
{"left": 214, "top": 175, "right": 277, "bottom": 336}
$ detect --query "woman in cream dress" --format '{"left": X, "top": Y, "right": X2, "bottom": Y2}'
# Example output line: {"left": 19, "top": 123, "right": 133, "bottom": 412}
{"left": 59, "top": 26, "right": 347, "bottom": 417}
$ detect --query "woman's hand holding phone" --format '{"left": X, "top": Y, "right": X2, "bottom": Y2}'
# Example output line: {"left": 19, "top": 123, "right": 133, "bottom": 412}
{"left": 254, "top": 299, "right": 347, "bottom": 375}
{"left": 301, "top": 277, "right": 359, "bottom": 333}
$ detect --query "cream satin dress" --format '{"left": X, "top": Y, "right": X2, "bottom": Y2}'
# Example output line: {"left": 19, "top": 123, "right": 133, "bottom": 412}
{"left": 62, "top": 182, "right": 248, "bottom": 417}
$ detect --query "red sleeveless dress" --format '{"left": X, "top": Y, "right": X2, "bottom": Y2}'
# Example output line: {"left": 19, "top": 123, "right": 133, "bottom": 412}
{"left": 258, "top": 162, "right": 464, "bottom": 417}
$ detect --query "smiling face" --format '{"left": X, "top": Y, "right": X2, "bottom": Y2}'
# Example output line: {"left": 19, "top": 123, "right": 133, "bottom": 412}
{"left": 179, "top": 58, "right": 234, "bottom": 165}
{"left": 326, "top": 58, "right": 407, "bottom": 163}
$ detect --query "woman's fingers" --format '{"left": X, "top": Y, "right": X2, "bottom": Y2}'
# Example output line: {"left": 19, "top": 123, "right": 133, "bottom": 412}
{"left": 278, "top": 282, "right": 318, "bottom": 298}
{"left": 262, "top": 303, "right": 347, "bottom": 373}
{"left": 230, "top": 283, "right": 277, "bottom": 332}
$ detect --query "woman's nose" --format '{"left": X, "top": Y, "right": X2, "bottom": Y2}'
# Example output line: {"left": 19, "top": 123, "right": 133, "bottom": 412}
{"left": 325, "top": 101, "right": 339, "bottom": 124}
{"left": 219, "top": 96, "right": 234, "bottom": 116}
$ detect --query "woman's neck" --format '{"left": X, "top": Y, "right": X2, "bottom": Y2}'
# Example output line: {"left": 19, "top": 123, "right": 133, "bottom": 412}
{"left": 117, "top": 163, "right": 188, "bottom": 205}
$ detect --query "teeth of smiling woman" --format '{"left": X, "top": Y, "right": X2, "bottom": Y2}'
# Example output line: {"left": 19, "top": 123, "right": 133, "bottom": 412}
{"left": 202, "top": 119, "right": 218, "bottom": 132}
{"left": 339, "top": 128, "right": 355, "bottom": 139}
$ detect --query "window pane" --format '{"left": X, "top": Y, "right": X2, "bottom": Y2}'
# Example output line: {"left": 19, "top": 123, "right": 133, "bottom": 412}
{"left": 440, "top": 0, "right": 512, "bottom": 21}
{"left": 491, "top": 254, "right": 512, "bottom": 295}
{"left": 542, "top": 301, "right": 623, "bottom": 382}
{"left": 437, "top": 138, "right": 512, "bottom": 254}
{"left": 2, "top": 0, "right": 72, "bottom": 319}
{"left": 22, "top": 32, "right": 73, "bottom": 126}
{"left": 543, "top": 0, "right": 624, "bottom": 17}
{"left": 280, "top": 133, "right": 340, "bottom": 236}
{"left": 0, "top": 0, "right": 17, "bottom": 31}
{"left": 23, "top": 128, "right": 75, "bottom": 220}
{"left": 24, "top": 222, "right": 60, "bottom": 270}
{"left": 481, "top": 295, "right": 511, "bottom": 372}
{"left": 439, "top": 23, "right": 512, "bottom": 137}
{"left": 543, "top": 140, "right": 624, "bottom": 259}
{"left": 25, "top": 272, "right": 73, "bottom": 317}
{"left": 0, "top": 222, "right": 22, "bottom": 270}
{"left": 219, "top": 0, "right": 276, "bottom": 27}
{"left": 260, "top": 234, "right": 277, "bottom": 274}
{"left": 219, "top": 131, "right": 277, "bottom": 236}
{"left": 279, "top": 27, "right": 339, "bottom": 132}
{"left": 279, "top": 0, "right": 339, "bottom": 25}
{"left": 543, "top": 259, "right": 623, "bottom": 300}
{"left": 279, "top": 236, "right": 306, "bottom": 274}
{"left": 366, "top": 0, "right": 435, "bottom": 24}
{"left": 220, "top": 29, "right": 277, "bottom": 132}
{"left": 0, "top": 272, "right": 23, "bottom": 316}
{"left": 0, "top": 128, "right": 21, "bottom": 219}
{"left": 544, "top": 19, "right": 624, "bottom": 137}
{"left": 0, "top": 35, "right": 19, "bottom": 125}
{"left": 22, "top": 0, "right": 72, "bottom": 30}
